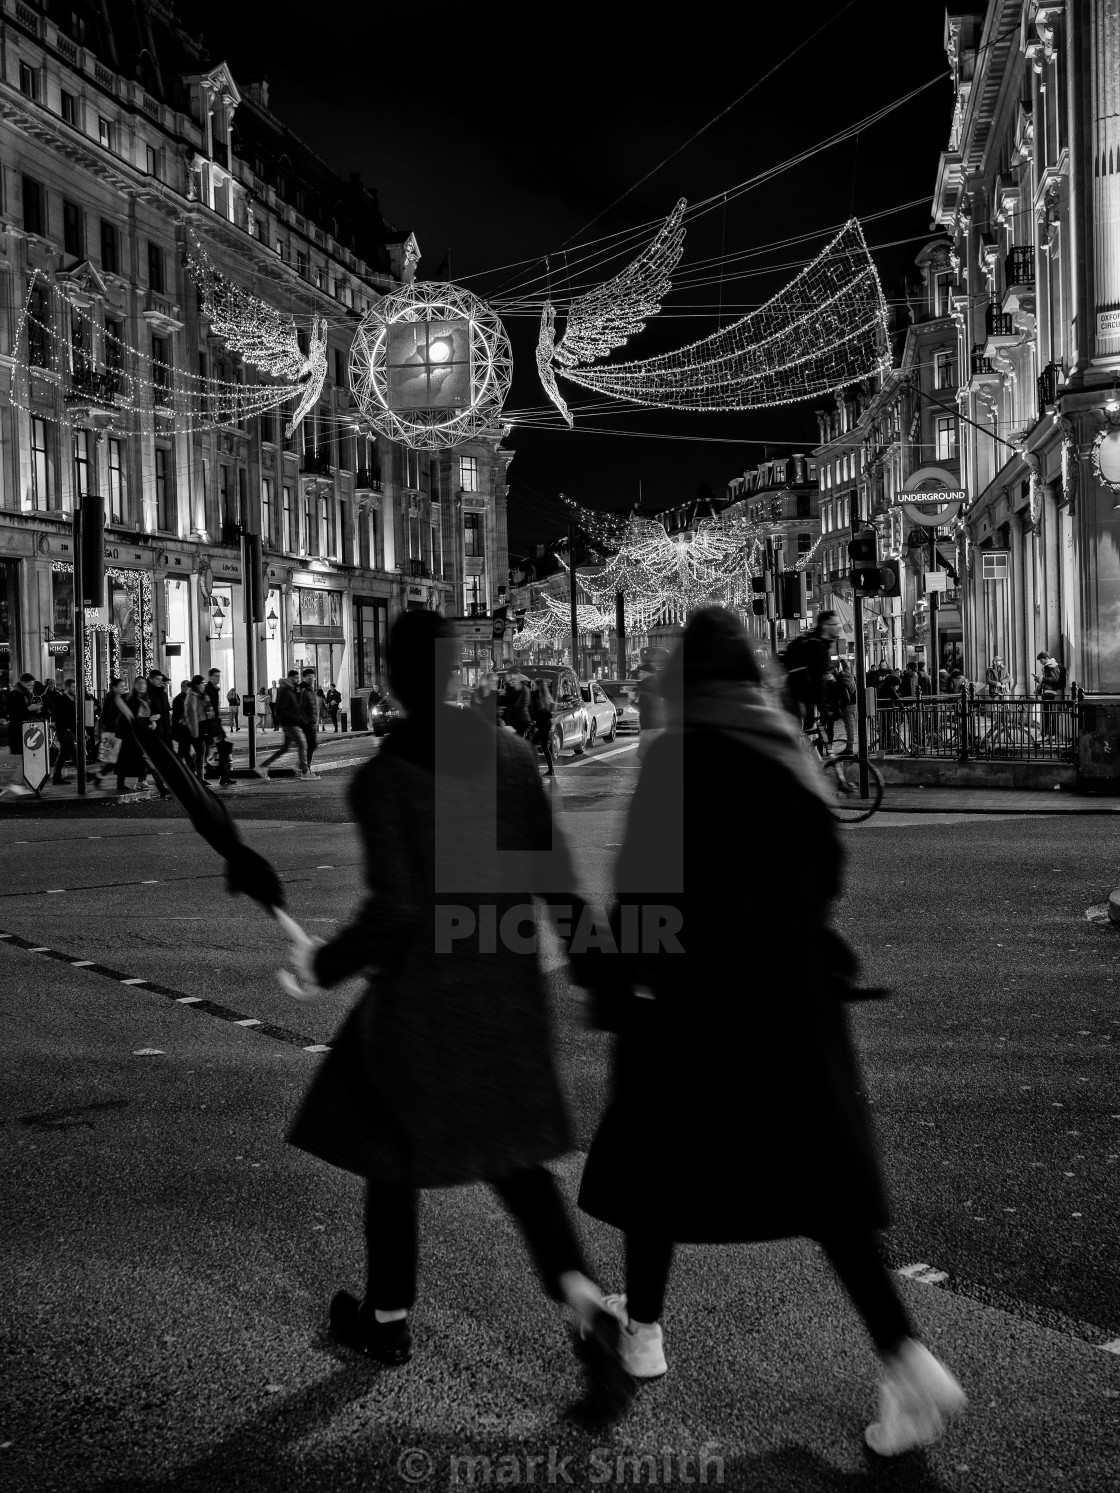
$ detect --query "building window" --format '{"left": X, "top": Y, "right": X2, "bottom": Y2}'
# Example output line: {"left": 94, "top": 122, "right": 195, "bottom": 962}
{"left": 296, "top": 249, "right": 308, "bottom": 279}
{"left": 459, "top": 455, "right": 479, "bottom": 492}
{"left": 151, "top": 334, "right": 171, "bottom": 406}
{"left": 108, "top": 438, "right": 125, "bottom": 523}
{"left": 60, "top": 90, "right": 76, "bottom": 125}
{"left": 318, "top": 495, "right": 329, "bottom": 556}
{"left": 100, "top": 219, "right": 119, "bottom": 275}
{"left": 282, "top": 485, "right": 294, "bottom": 552}
{"left": 408, "top": 509, "right": 422, "bottom": 559}
{"left": 301, "top": 492, "right": 312, "bottom": 556}
{"left": 353, "top": 598, "right": 387, "bottom": 689}
{"left": 147, "top": 242, "right": 164, "bottom": 294}
{"left": 935, "top": 415, "right": 957, "bottom": 462}
{"left": 463, "top": 575, "right": 483, "bottom": 616}
{"left": 463, "top": 511, "right": 481, "bottom": 557}
{"left": 62, "top": 201, "right": 85, "bottom": 261}
{"left": 334, "top": 348, "right": 345, "bottom": 388}
{"left": 72, "top": 430, "right": 93, "bottom": 501}
{"left": 155, "top": 446, "right": 175, "bottom": 532}
{"left": 262, "top": 477, "right": 273, "bottom": 544}
{"left": 404, "top": 448, "right": 420, "bottom": 491}
{"left": 22, "top": 176, "right": 44, "bottom": 237}
{"left": 934, "top": 272, "right": 953, "bottom": 317}
{"left": 98, "top": 116, "right": 112, "bottom": 150}
{"left": 339, "top": 497, "right": 350, "bottom": 562}
{"left": 27, "top": 287, "right": 50, "bottom": 368}
{"left": 935, "top": 351, "right": 957, "bottom": 390}
{"left": 105, "top": 317, "right": 122, "bottom": 371}
{"left": 19, "top": 62, "right": 39, "bottom": 102}
{"left": 31, "top": 417, "right": 52, "bottom": 510}
{"left": 146, "top": 144, "right": 159, "bottom": 178}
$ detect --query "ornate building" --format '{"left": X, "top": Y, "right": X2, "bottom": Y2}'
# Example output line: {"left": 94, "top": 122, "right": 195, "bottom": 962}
{"left": 934, "top": 1, "right": 1120, "bottom": 691}
{"left": 0, "top": 0, "right": 510, "bottom": 731}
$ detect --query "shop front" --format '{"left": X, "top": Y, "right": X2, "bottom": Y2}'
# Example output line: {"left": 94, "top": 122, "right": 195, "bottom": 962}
{"left": 0, "top": 560, "right": 20, "bottom": 734}
{"left": 49, "top": 551, "right": 155, "bottom": 697}
{"left": 291, "top": 576, "right": 348, "bottom": 698}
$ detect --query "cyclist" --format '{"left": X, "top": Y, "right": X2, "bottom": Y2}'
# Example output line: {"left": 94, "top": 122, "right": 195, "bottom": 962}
{"left": 783, "top": 611, "right": 841, "bottom": 731}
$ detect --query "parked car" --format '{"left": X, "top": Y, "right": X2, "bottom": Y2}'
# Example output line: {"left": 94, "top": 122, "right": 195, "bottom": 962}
{"left": 598, "top": 678, "right": 641, "bottom": 734}
{"left": 580, "top": 680, "right": 618, "bottom": 745}
{"left": 371, "top": 694, "right": 403, "bottom": 736}
{"left": 522, "top": 666, "right": 588, "bottom": 759}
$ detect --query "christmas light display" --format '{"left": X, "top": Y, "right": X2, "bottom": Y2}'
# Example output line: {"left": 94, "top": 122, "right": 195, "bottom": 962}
{"left": 186, "top": 235, "right": 327, "bottom": 437}
{"left": 349, "top": 282, "right": 512, "bottom": 451}
{"left": 555, "top": 219, "right": 889, "bottom": 412}
{"left": 534, "top": 199, "right": 687, "bottom": 425}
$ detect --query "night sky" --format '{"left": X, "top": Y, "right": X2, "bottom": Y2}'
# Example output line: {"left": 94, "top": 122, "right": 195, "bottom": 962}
{"left": 177, "top": 0, "right": 956, "bottom": 555}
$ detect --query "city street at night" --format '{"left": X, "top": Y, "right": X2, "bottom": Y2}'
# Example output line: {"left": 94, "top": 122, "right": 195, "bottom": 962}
{"left": 3, "top": 751, "right": 1119, "bottom": 1491}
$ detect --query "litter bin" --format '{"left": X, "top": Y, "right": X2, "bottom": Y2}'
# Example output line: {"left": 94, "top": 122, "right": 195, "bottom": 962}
{"left": 340, "top": 711, "right": 348, "bottom": 733}
{"left": 349, "top": 695, "right": 368, "bottom": 732}
{"left": 1076, "top": 695, "right": 1120, "bottom": 795}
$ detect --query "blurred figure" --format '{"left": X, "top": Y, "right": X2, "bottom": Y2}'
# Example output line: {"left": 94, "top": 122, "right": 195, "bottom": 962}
{"left": 181, "top": 676, "right": 207, "bottom": 779}
{"left": 256, "top": 685, "right": 270, "bottom": 732}
{"left": 7, "top": 673, "right": 39, "bottom": 756}
{"left": 783, "top": 611, "right": 841, "bottom": 731}
{"left": 531, "top": 676, "right": 555, "bottom": 776}
{"left": 226, "top": 684, "right": 241, "bottom": 732}
{"left": 285, "top": 611, "right": 630, "bottom": 1417}
{"left": 257, "top": 669, "right": 310, "bottom": 780}
{"left": 47, "top": 677, "right": 77, "bottom": 785}
{"left": 503, "top": 671, "right": 533, "bottom": 739}
{"left": 300, "top": 670, "right": 320, "bottom": 770}
{"left": 326, "top": 680, "right": 342, "bottom": 732}
{"left": 93, "top": 677, "right": 127, "bottom": 788}
{"left": 985, "top": 656, "right": 1011, "bottom": 699}
{"left": 577, "top": 607, "right": 965, "bottom": 1451}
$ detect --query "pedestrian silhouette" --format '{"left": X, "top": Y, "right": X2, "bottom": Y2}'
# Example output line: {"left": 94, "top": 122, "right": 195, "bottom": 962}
{"left": 576, "top": 606, "right": 966, "bottom": 1451}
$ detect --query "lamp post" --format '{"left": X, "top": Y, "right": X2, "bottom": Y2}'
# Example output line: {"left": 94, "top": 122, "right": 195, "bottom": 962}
{"left": 210, "top": 601, "right": 226, "bottom": 640}
{"left": 266, "top": 605, "right": 278, "bottom": 641}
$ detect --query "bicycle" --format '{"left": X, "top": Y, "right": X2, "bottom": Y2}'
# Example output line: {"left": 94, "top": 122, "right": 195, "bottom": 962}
{"left": 805, "top": 716, "right": 884, "bottom": 824}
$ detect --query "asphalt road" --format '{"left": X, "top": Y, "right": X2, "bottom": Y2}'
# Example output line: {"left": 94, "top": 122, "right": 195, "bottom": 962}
{"left": 2, "top": 733, "right": 1119, "bottom": 1492}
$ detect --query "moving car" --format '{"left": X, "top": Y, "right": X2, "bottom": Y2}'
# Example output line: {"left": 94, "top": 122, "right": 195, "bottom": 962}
{"left": 579, "top": 680, "right": 618, "bottom": 745}
{"left": 371, "top": 694, "right": 402, "bottom": 736}
{"left": 597, "top": 679, "right": 641, "bottom": 734}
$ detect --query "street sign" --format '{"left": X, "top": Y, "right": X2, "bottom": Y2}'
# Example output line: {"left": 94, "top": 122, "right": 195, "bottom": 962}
{"left": 447, "top": 618, "right": 495, "bottom": 641}
{"left": 22, "top": 721, "right": 50, "bottom": 793}
{"left": 924, "top": 570, "right": 948, "bottom": 593}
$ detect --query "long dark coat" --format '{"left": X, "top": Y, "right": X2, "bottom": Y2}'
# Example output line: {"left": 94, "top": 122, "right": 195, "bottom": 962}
{"left": 288, "top": 706, "right": 577, "bottom": 1187}
{"left": 578, "top": 727, "right": 889, "bottom": 1243}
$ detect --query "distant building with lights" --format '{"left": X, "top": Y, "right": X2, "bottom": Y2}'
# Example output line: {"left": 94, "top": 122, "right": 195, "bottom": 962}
{"left": 932, "top": 2, "right": 1120, "bottom": 691}
{"left": 722, "top": 454, "right": 821, "bottom": 651}
{"left": 0, "top": 0, "right": 511, "bottom": 732}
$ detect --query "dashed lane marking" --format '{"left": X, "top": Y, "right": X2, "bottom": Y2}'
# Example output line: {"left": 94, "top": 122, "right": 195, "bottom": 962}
{"left": 566, "top": 742, "right": 641, "bottom": 766}
{"left": 0, "top": 926, "right": 325, "bottom": 1055}
{"left": 897, "top": 1262, "right": 950, "bottom": 1285}
{"left": 1102, "top": 1340, "right": 1120, "bottom": 1355}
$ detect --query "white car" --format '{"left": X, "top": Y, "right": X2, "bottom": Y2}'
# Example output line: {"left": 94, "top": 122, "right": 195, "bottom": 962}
{"left": 579, "top": 681, "right": 618, "bottom": 745}
{"left": 597, "top": 679, "right": 641, "bottom": 734}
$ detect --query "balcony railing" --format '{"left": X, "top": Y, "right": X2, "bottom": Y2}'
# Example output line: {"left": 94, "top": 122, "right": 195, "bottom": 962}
{"left": 985, "top": 308, "right": 1016, "bottom": 339}
{"left": 355, "top": 468, "right": 382, "bottom": 491}
{"left": 971, "top": 346, "right": 996, "bottom": 376}
{"left": 300, "top": 449, "right": 334, "bottom": 477}
{"left": 1005, "top": 245, "right": 1035, "bottom": 287}
{"left": 869, "top": 688, "right": 1077, "bottom": 763}
{"left": 64, "top": 368, "right": 122, "bottom": 407}
{"left": 1038, "top": 362, "right": 1061, "bottom": 417}
{"left": 407, "top": 558, "right": 431, "bottom": 578}
{"left": 152, "top": 376, "right": 172, "bottom": 409}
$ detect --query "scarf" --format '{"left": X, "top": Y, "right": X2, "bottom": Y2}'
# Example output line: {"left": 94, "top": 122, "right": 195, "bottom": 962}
{"left": 667, "top": 677, "right": 833, "bottom": 806}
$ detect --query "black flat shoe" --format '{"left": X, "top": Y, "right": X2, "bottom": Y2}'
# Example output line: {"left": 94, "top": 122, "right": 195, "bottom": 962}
{"left": 329, "top": 1291, "right": 412, "bottom": 1366}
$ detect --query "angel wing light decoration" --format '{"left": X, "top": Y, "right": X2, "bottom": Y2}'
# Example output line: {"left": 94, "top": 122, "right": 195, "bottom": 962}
{"left": 536, "top": 198, "right": 687, "bottom": 425}
{"left": 187, "top": 235, "right": 327, "bottom": 438}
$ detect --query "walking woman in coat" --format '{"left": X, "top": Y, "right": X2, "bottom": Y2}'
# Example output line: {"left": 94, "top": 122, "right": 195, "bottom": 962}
{"left": 532, "top": 677, "right": 555, "bottom": 776}
{"left": 577, "top": 607, "right": 966, "bottom": 1454}
{"left": 284, "top": 612, "right": 630, "bottom": 1416}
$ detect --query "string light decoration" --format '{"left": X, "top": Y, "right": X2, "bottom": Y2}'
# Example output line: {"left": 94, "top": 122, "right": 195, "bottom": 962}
{"left": 349, "top": 282, "right": 512, "bottom": 451}
{"left": 51, "top": 561, "right": 154, "bottom": 681}
{"left": 555, "top": 219, "right": 890, "bottom": 412}
{"left": 11, "top": 274, "right": 310, "bottom": 437}
{"left": 534, "top": 199, "right": 687, "bottom": 426}
{"left": 186, "top": 235, "right": 327, "bottom": 437}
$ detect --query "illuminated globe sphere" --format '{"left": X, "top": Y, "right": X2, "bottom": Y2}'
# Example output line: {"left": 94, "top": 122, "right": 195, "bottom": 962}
{"left": 348, "top": 282, "right": 513, "bottom": 451}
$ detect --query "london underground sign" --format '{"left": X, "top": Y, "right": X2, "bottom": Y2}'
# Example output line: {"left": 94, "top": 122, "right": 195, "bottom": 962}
{"left": 892, "top": 464, "right": 966, "bottom": 528}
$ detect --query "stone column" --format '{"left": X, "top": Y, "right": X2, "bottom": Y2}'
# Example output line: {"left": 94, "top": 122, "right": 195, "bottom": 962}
{"left": 1090, "top": 0, "right": 1120, "bottom": 364}
{"left": 1019, "top": 508, "right": 1038, "bottom": 666}
{"left": 1009, "top": 510, "right": 1027, "bottom": 692}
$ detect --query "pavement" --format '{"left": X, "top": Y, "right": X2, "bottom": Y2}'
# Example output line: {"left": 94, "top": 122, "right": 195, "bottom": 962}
{"left": 2, "top": 741, "right": 1120, "bottom": 1491}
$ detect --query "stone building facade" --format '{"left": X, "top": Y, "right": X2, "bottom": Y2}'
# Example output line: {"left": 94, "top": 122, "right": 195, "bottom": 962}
{"left": 933, "top": 1, "right": 1120, "bottom": 692}
{"left": 0, "top": 0, "right": 510, "bottom": 734}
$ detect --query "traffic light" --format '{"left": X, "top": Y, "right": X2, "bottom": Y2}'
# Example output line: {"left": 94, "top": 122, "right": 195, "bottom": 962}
{"left": 778, "top": 570, "right": 808, "bottom": 619}
{"left": 80, "top": 493, "right": 105, "bottom": 607}
{"left": 878, "top": 557, "right": 902, "bottom": 598}
{"left": 242, "top": 532, "right": 265, "bottom": 623}
{"left": 848, "top": 528, "right": 882, "bottom": 597}
{"left": 492, "top": 605, "right": 508, "bottom": 640}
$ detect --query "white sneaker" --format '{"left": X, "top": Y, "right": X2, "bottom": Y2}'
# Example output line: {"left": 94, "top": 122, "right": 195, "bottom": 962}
{"left": 599, "top": 1294, "right": 667, "bottom": 1379}
{"left": 254, "top": 767, "right": 270, "bottom": 781}
{"left": 865, "top": 1339, "right": 967, "bottom": 1456}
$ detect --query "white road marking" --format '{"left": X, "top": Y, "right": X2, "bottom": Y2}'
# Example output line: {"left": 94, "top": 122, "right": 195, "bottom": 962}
{"left": 897, "top": 1262, "right": 950, "bottom": 1285}
{"left": 303, "top": 1043, "right": 331, "bottom": 1053}
{"left": 46, "top": 889, "right": 65, "bottom": 894}
{"left": 120, "top": 977, "right": 147, "bottom": 985}
{"left": 27, "top": 947, "right": 49, "bottom": 953}
{"left": 316, "top": 865, "right": 334, "bottom": 869}
{"left": 132, "top": 1048, "right": 164, "bottom": 1055}
{"left": 176, "top": 996, "right": 202, "bottom": 1004}
{"left": 71, "top": 960, "right": 94, "bottom": 967}
{"left": 234, "top": 1018, "right": 262, "bottom": 1027}
{"left": 566, "top": 742, "right": 640, "bottom": 766}
{"left": 1102, "top": 1340, "right": 1120, "bottom": 1355}
{"left": 140, "top": 880, "right": 159, "bottom": 885}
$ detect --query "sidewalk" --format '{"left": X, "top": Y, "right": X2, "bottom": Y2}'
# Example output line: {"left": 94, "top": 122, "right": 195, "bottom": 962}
{"left": 877, "top": 785, "right": 1120, "bottom": 814}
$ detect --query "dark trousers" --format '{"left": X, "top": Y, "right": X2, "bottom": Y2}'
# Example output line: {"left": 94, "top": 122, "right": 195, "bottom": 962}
{"left": 625, "top": 1227, "right": 912, "bottom": 1355}
{"left": 304, "top": 722, "right": 318, "bottom": 766}
{"left": 329, "top": 706, "right": 339, "bottom": 732}
{"left": 51, "top": 728, "right": 76, "bottom": 782}
{"left": 534, "top": 716, "right": 554, "bottom": 773}
{"left": 364, "top": 1167, "right": 585, "bottom": 1311}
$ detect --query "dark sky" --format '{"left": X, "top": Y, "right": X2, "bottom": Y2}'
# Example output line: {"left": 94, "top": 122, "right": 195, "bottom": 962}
{"left": 177, "top": 0, "right": 956, "bottom": 555}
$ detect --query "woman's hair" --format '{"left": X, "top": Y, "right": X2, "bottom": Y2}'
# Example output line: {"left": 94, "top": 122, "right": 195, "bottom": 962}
{"left": 665, "top": 606, "right": 762, "bottom": 687}
{"left": 109, "top": 676, "right": 122, "bottom": 689}
{"left": 190, "top": 674, "right": 203, "bottom": 687}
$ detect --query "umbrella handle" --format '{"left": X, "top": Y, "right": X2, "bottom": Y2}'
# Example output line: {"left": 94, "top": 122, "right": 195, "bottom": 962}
{"left": 278, "top": 967, "right": 317, "bottom": 1002}
{"left": 271, "top": 905, "right": 310, "bottom": 943}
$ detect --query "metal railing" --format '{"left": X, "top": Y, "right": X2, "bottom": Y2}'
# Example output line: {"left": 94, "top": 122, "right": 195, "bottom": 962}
{"left": 355, "top": 468, "right": 382, "bottom": 491}
{"left": 1038, "top": 361, "right": 1060, "bottom": 416}
{"left": 1005, "top": 245, "right": 1035, "bottom": 286}
{"left": 300, "top": 449, "right": 334, "bottom": 477}
{"left": 971, "top": 346, "right": 996, "bottom": 376}
{"left": 986, "top": 309, "right": 1015, "bottom": 339}
{"left": 870, "top": 688, "right": 1078, "bottom": 763}
{"left": 65, "top": 368, "right": 122, "bottom": 406}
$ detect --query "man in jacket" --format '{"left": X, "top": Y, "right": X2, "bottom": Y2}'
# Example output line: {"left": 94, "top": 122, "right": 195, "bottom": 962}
{"left": 783, "top": 611, "right": 841, "bottom": 730}
{"left": 503, "top": 673, "right": 533, "bottom": 738}
{"left": 7, "top": 674, "right": 38, "bottom": 755}
{"left": 326, "top": 681, "right": 342, "bottom": 731}
{"left": 47, "top": 678, "right": 78, "bottom": 785}
{"left": 257, "top": 669, "right": 311, "bottom": 779}
{"left": 299, "top": 669, "right": 319, "bottom": 769}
